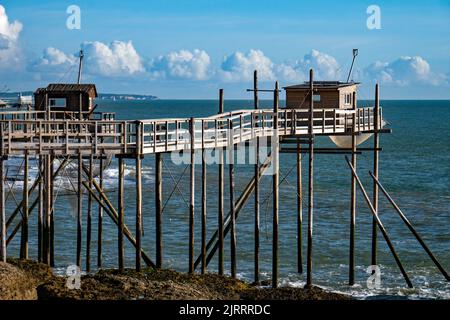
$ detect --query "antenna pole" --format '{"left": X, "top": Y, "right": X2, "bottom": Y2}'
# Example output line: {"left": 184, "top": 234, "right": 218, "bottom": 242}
{"left": 346, "top": 49, "right": 358, "bottom": 83}
{"left": 77, "top": 50, "right": 84, "bottom": 84}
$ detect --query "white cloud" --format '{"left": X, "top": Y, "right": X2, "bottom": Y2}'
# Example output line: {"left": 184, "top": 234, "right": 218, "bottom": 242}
{"left": 363, "top": 56, "right": 446, "bottom": 86}
{"left": 0, "top": 5, "right": 23, "bottom": 69}
{"left": 32, "top": 47, "right": 77, "bottom": 73}
{"left": 147, "top": 49, "right": 211, "bottom": 80}
{"left": 219, "top": 50, "right": 275, "bottom": 82}
{"left": 81, "top": 40, "right": 145, "bottom": 77}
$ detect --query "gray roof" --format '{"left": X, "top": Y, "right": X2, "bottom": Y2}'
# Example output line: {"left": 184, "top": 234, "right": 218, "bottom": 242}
{"left": 284, "top": 81, "right": 359, "bottom": 90}
{"left": 36, "top": 84, "right": 97, "bottom": 96}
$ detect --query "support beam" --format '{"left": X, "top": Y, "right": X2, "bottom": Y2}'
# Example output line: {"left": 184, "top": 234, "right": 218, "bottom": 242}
{"left": 38, "top": 156, "right": 43, "bottom": 262}
{"left": 86, "top": 155, "right": 93, "bottom": 272}
{"left": 253, "top": 70, "right": 260, "bottom": 284}
{"left": 118, "top": 157, "right": 125, "bottom": 271}
{"left": 272, "top": 81, "right": 280, "bottom": 288}
{"left": 97, "top": 155, "right": 104, "bottom": 268}
{"left": 0, "top": 155, "right": 5, "bottom": 263}
{"left": 229, "top": 120, "right": 236, "bottom": 279}
{"left": 49, "top": 155, "right": 55, "bottom": 267}
{"left": 135, "top": 122, "right": 143, "bottom": 271}
{"left": 218, "top": 89, "right": 224, "bottom": 275}
{"left": 349, "top": 91, "right": 357, "bottom": 286}
{"left": 189, "top": 118, "right": 195, "bottom": 274}
{"left": 297, "top": 139, "right": 303, "bottom": 274}
{"left": 76, "top": 154, "right": 82, "bottom": 268}
{"left": 371, "top": 83, "right": 380, "bottom": 268}
{"left": 156, "top": 153, "right": 163, "bottom": 269}
{"left": 20, "top": 153, "right": 29, "bottom": 259}
{"left": 306, "top": 69, "right": 315, "bottom": 288}
{"left": 201, "top": 148, "right": 206, "bottom": 274}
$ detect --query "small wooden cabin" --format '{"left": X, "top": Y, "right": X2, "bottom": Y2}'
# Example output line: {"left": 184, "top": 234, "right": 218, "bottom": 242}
{"left": 34, "top": 84, "right": 97, "bottom": 116}
{"left": 284, "top": 81, "right": 359, "bottom": 109}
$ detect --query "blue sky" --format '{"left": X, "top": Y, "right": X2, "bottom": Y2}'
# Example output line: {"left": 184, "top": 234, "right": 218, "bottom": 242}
{"left": 1, "top": 0, "right": 449, "bottom": 98}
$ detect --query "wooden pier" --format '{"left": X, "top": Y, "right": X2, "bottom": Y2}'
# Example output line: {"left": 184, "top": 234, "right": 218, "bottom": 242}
{"left": 1, "top": 70, "right": 448, "bottom": 290}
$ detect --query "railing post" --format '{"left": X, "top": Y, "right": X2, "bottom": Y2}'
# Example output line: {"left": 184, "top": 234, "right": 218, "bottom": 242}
{"left": 189, "top": 117, "right": 195, "bottom": 274}
{"left": 371, "top": 83, "right": 380, "bottom": 268}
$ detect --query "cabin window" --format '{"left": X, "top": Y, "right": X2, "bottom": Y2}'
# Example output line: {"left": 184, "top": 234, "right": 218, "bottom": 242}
{"left": 313, "top": 94, "right": 321, "bottom": 102}
{"left": 344, "top": 94, "right": 352, "bottom": 106}
{"left": 49, "top": 98, "right": 67, "bottom": 108}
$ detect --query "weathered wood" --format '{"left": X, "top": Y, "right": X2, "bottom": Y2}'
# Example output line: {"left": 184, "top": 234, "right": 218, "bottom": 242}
{"left": 0, "top": 155, "right": 5, "bottom": 263}
{"left": 118, "top": 157, "right": 125, "bottom": 271}
{"left": 297, "top": 138, "right": 303, "bottom": 274}
{"left": 253, "top": 70, "right": 260, "bottom": 284}
{"left": 189, "top": 118, "right": 195, "bottom": 274}
{"left": 371, "top": 83, "right": 380, "bottom": 267}
{"left": 135, "top": 122, "right": 143, "bottom": 271}
{"left": 38, "top": 156, "right": 43, "bottom": 262}
{"left": 229, "top": 120, "right": 236, "bottom": 279}
{"left": 97, "top": 155, "right": 104, "bottom": 268}
{"left": 20, "top": 153, "right": 29, "bottom": 259}
{"left": 349, "top": 91, "right": 357, "bottom": 286}
{"left": 49, "top": 155, "right": 55, "bottom": 267}
{"left": 201, "top": 148, "right": 207, "bottom": 274}
{"left": 156, "top": 153, "right": 163, "bottom": 268}
{"left": 272, "top": 81, "right": 280, "bottom": 289}
{"left": 218, "top": 89, "right": 224, "bottom": 275}
{"left": 86, "top": 155, "right": 93, "bottom": 272}
{"left": 306, "top": 69, "right": 314, "bottom": 288}
{"left": 76, "top": 154, "right": 82, "bottom": 267}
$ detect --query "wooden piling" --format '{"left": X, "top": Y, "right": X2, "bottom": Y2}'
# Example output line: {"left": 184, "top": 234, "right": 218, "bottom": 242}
{"left": 49, "top": 155, "right": 55, "bottom": 267}
{"left": 0, "top": 154, "right": 5, "bottom": 263}
{"left": 189, "top": 118, "right": 195, "bottom": 274}
{"left": 218, "top": 89, "right": 224, "bottom": 275}
{"left": 76, "top": 154, "right": 83, "bottom": 268}
{"left": 253, "top": 70, "right": 260, "bottom": 284}
{"left": 20, "top": 153, "right": 29, "bottom": 259}
{"left": 306, "top": 69, "right": 315, "bottom": 288}
{"left": 297, "top": 138, "right": 303, "bottom": 274}
{"left": 97, "top": 155, "right": 104, "bottom": 268}
{"left": 38, "top": 156, "right": 43, "bottom": 262}
{"left": 229, "top": 120, "right": 237, "bottom": 278}
{"left": 272, "top": 81, "right": 280, "bottom": 288}
{"left": 156, "top": 153, "right": 163, "bottom": 269}
{"left": 135, "top": 123, "right": 143, "bottom": 271}
{"left": 86, "top": 155, "right": 93, "bottom": 272}
{"left": 349, "top": 91, "right": 357, "bottom": 286}
{"left": 118, "top": 157, "right": 125, "bottom": 271}
{"left": 371, "top": 83, "right": 380, "bottom": 267}
{"left": 201, "top": 147, "right": 207, "bottom": 274}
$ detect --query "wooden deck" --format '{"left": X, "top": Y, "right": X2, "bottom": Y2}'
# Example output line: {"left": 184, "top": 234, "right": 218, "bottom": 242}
{"left": 0, "top": 107, "right": 381, "bottom": 157}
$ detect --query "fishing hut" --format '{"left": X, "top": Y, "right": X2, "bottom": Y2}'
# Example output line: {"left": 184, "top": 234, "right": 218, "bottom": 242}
{"left": 0, "top": 55, "right": 449, "bottom": 291}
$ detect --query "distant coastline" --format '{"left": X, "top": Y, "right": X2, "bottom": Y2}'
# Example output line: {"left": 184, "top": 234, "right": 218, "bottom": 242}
{"left": 0, "top": 91, "right": 159, "bottom": 102}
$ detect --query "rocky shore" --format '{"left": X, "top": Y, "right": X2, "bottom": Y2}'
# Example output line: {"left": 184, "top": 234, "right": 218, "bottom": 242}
{"left": 0, "top": 259, "right": 350, "bottom": 300}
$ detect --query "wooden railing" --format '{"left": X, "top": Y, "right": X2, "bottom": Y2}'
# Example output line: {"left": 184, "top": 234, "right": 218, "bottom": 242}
{"left": 0, "top": 107, "right": 381, "bottom": 156}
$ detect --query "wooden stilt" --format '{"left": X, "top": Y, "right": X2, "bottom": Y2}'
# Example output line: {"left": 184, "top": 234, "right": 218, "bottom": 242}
{"left": 253, "top": 70, "right": 260, "bottom": 284}
{"left": 349, "top": 91, "right": 357, "bottom": 286}
{"left": 0, "top": 154, "right": 5, "bottom": 263}
{"left": 272, "top": 81, "right": 280, "bottom": 288}
{"left": 135, "top": 154, "right": 142, "bottom": 271}
{"left": 118, "top": 157, "right": 125, "bottom": 271}
{"left": 97, "top": 155, "right": 104, "bottom": 268}
{"left": 155, "top": 153, "right": 163, "bottom": 268}
{"left": 218, "top": 89, "right": 224, "bottom": 275}
{"left": 49, "top": 155, "right": 55, "bottom": 267}
{"left": 306, "top": 69, "right": 315, "bottom": 288}
{"left": 38, "top": 156, "right": 43, "bottom": 262}
{"left": 76, "top": 154, "right": 82, "bottom": 268}
{"left": 201, "top": 147, "right": 207, "bottom": 274}
{"left": 189, "top": 118, "right": 195, "bottom": 274}
{"left": 20, "top": 153, "right": 29, "bottom": 259}
{"left": 371, "top": 83, "right": 380, "bottom": 267}
{"left": 43, "top": 155, "right": 52, "bottom": 265}
{"left": 229, "top": 120, "right": 236, "bottom": 278}
{"left": 86, "top": 155, "right": 93, "bottom": 272}
{"left": 297, "top": 138, "right": 303, "bottom": 274}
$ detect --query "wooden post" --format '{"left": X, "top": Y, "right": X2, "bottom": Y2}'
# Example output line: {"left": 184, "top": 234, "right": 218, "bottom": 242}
{"left": 253, "top": 70, "right": 260, "bottom": 284}
{"left": 272, "top": 81, "right": 280, "bottom": 288}
{"left": 76, "top": 154, "right": 83, "bottom": 268}
{"left": 201, "top": 147, "right": 207, "bottom": 274}
{"left": 20, "top": 153, "right": 29, "bottom": 259}
{"left": 189, "top": 118, "right": 195, "bottom": 274}
{"left": 297, "top": 138, "right": 303, "bottom": 274}
{"left": 97, "top": 155, "right": 104, "bottom": 268}
{"left": 229, "top": 120, "right": 236, "bottom": 279}
{"left": 118, "top": 157, "right": 125, "bottom": 271}
{"left": 371, "top": 83, "right": 380, "bottom": 268}
{"left": 135, "top": 122, "right": 143, "bottom": 271}
{"left": 349, "top": 91, "right": 357, "bottom": 286}
{"left": 38, "top": 156, "right": 43, "bottom": 262}
{"left": 218, "top": 89, "right": 224, "bottom": 275}
{"left": 155, "top": 153, "right": 163, "bottom": 268}
{"left": 306, "top": 69, "right": 315, "bottom": 288}
{"left": 0, "top": 155, "right": 5, "bottom": 263}
{"left": 49, "top": 155, "right": 55, "bottom": 267}
{"left": 86, "top": 155, "right": 93, "bottom": 272}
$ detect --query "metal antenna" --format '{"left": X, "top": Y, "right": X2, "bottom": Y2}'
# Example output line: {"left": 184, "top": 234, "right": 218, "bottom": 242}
{"left": 346, "top": 49, "right": 358, "bottom": 83}
{"left": 77, "top": 49, "right": 84, "bottom": 84}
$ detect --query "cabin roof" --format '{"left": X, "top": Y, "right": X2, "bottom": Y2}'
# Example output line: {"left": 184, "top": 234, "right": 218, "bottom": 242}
{"left": 284, "top": 81, "right": 359, "bottom": 90}
{"left": 35, "top": 84, "right": 98, "bottom": 97}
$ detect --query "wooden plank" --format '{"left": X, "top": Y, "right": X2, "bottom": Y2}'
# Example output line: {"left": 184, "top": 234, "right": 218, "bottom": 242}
{"left": 189, "top": 118, "right": 195, "bottom": 274}
{"left": 118, "top": 157, "right": 125, "bottom": 271}
{"left": 156, "top": 153, "right": 163, "bottom": 268}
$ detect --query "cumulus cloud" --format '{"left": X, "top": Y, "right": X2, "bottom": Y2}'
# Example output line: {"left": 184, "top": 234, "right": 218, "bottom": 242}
{"left": 147, "top": 49, "right": 211, "bottom": 80}
{"left": 31, "top": 47, "right": 77, "bottom": 73}
{"left": 219, "top": 50, "right": 275, "bottom": 82}
{"left": 363, "top": 56, "right": 446, "bottom": 86}
{"left": 0, "top": 5, "right": 22, "bottom": 68}
{"left": 81, "top": 40, "right": 145, "bottom": 77}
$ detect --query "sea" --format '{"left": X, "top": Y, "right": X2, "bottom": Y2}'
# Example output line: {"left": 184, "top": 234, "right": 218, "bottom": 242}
{"left": 4, "top": 99, "right": 450, "bottom": 300}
